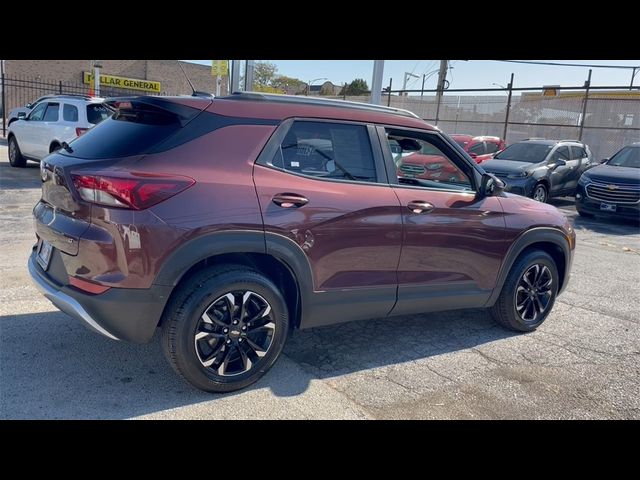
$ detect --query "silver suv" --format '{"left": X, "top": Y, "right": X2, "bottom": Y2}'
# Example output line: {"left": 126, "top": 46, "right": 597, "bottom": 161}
{"left": 7, "top": 95, "right": 111, "bottom": 167}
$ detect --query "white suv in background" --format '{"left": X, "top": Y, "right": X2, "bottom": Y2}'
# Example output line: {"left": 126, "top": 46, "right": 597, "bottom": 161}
{"left": 7, "top": 95, "right": 112, "bottom": 167}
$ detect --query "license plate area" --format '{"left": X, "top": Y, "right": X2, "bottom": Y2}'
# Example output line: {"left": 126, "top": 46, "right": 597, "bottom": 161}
{"left": 600, "top": 202, "right": 617, "bottom": 212}
{"left": 37, "top": 240, "right": 53, "bottom": 270}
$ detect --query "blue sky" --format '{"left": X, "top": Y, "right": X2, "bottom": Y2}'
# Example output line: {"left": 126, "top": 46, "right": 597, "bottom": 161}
{"left": 185, "top": 60, "right": 640, "bottom": 91}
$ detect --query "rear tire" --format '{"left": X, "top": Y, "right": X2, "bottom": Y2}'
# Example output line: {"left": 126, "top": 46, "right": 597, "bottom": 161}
{"left": 8, "top": 136, "right": 26, "bottom": 168}
{"left": 161, "top": 266, "right": 289, "bottom": 393}
{"left": 490, "top": 250, "right": 559, "bottom": 332}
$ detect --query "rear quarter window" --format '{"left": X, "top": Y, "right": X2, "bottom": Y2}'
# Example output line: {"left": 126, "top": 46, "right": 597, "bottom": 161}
{"left": 86, "top": 104, "right": 112, "bottom": 125}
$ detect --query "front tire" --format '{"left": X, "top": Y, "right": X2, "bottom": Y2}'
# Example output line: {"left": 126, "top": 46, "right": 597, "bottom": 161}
{"left": 161, "top": 266, "right": 289, "bottom": 393}
{"left": 490, "top": 250, "right": 559, "bottom": 332}
{"left": 531, "top": 183, "right": 548, "bottom": 203}
{"left": 8, "top": 136, "right": 26, "bottom": 168}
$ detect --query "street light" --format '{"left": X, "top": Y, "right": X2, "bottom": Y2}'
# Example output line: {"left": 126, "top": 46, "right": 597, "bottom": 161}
{"left": 403, "top": 72, "right": 420, "bottom": 95}
{"left": 492, "top": 82, "right": 507, "bottom": 89}
{"left": 306, "top": 77, "right": 328, "bottom": 96}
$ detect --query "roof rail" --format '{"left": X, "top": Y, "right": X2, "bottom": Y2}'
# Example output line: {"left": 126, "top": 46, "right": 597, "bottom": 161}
{"left": 523, "top": 137, "right": 547, "bottom": 141}
{"left": 221, "top": 91, "right": 421, "bottom": 119}
{"left": 559, "top": 139, "right": 584, "bottom": 143}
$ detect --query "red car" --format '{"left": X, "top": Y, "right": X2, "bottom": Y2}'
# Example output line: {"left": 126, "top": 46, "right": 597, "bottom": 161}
{"left": 451, "top": 134, "right": 506, "bottom": 164}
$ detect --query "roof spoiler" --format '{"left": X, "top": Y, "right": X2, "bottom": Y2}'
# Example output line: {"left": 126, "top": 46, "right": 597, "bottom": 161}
{"left": 104, "top": 96, "right": 209, "bottom": 127}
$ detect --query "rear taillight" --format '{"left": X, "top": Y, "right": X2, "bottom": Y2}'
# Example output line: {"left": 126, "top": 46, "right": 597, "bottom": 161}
{"left": 75, "top": 127, "right": 89, "bottom": 137}
{"left": 71, "top": 171, "right": 195, "bottom": 210}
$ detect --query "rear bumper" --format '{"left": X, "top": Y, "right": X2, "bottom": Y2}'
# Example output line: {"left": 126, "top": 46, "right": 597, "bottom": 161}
{"left": 29, "top": 251, "right": 172, "bottom": 343}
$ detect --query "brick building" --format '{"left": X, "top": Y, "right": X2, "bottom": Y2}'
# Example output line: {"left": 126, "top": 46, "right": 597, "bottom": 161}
{"left": 2, "top": 60, "right": 227, "bottom": 113}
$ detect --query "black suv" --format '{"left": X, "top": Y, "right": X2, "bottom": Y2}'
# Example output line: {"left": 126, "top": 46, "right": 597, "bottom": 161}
{"left": 481, "top": 139, "right": 593, "bottom": 203}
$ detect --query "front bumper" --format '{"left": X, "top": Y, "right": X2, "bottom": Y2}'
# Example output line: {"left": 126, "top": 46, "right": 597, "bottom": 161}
{"left": 29, "top": 251, "right": 172, "bottom": 343}
{"left": 497, "top": 176, "right": 537, "bottom": 197}
{"left": 576, "top": 184, "right": 640, "bottom": 220}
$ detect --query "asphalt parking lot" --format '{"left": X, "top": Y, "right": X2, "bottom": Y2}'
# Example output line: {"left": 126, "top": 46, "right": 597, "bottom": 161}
{"left": 1, "top": 140, "right": 639, "bottom": 419}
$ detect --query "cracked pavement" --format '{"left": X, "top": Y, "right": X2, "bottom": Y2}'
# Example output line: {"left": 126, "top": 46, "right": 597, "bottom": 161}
{"left": 1, "top": 142, "right": 638, "bottom": 419}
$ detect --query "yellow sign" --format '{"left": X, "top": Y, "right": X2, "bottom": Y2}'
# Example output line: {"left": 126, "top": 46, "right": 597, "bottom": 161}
{"left": 211, "top": 60, "right": 229, "bottom": 76}
{"left": 82, "top": 71, "right": 161, "bottom": 93}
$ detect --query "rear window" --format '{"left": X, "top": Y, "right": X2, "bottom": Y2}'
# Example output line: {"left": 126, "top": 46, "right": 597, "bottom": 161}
{"left": 86, "top": 104, "right": 112, "bottom": 125}
{"left": 63, "top": 104, "right": 181, "bottom": 159}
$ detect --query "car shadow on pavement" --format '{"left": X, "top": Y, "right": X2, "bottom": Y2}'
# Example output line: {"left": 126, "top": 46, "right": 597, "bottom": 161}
{"left": 284, "top": 308, "right": 515, "bottom": 381}
{"left": 549, "top": 198, "right": 640, "bottom": 236}
{"left": 0, "top": 308, "right": 515, "bottom": 418}
{"left": 0, "top": 159, "right": 41, "bottom": 190}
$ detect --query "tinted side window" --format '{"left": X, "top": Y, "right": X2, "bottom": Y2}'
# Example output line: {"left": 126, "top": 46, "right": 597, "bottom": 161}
{"left": 63, "top": 104, "right": 79, "bottom": 122}
{"left": 467, "top": 142, "right": 486, "bottom": 155}
{"left": 551, "top": 146, "right": 570, "bottom": 162}
{"left": 43, "top": 103, "right": 59, "bottom": 122}
{"left": 270, "top": 121, "right": 378, "bottom": 183}
{"left": 485, "top": 142, "right": 500, "bottom": 154}
{"left": 571, "top": 146, "right": 586, "bottom": 159}
{"left": 28, "top": 102, "right": 47, "bottom": 121}
{"left": 86, "top": 104, "right": 111, "bottom": 125}
{"left": 383, "top": 129, "right": 473, "bottom": 192}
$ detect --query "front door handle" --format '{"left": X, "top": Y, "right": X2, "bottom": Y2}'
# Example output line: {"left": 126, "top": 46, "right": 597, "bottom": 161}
{"left": 272, "top": 193, "right": 309, "bottom": 208}
{"left": 407, "top": 200, "right": 435, "bottom": 214}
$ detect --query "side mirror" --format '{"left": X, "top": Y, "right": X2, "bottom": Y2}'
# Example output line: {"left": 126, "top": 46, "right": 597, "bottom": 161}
{"left": 600, "top": 157, "right": 609, "bottom": 164}
{"left": 549, "top": 159, "right": 566, "bottom": 169}
{"left": 469, "top": 152, "right": 478, "bottom": 159}
{"left": 25, "top": 103, "right": 33, "bottom": 109}
{"left": 17, "top": 112, "right": 27, "bottom": 120}
{"left": 480, "top": 173, "right": 505, "bottom": 197}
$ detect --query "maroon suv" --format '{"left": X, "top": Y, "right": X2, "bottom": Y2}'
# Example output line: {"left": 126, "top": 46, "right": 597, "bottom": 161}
{"left": 29, "top": 93, "right": 575, "bottom": 392}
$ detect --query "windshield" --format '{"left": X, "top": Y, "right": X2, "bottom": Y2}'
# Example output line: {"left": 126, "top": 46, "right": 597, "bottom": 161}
{"left": 607, "top": 146, "right": 640, "bottom": 168}
{"left": 494, "top": 143, "right": 553, "bottom": 163}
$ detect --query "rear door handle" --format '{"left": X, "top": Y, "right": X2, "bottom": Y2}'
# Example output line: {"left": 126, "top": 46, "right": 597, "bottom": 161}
{"left": 272, "top": 193, "right": 309, "bottom": 208}
{"left": 407, "top": 200, "right": 435, "bottom": 214}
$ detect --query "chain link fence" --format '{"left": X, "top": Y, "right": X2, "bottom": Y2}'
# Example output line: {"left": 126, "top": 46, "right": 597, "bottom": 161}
{"left": 327, "top": 86, "right": 640, "bottom": 161}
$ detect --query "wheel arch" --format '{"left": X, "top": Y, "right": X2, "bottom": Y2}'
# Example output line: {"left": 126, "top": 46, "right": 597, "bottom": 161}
{"left": 486, "top": 227, "right": 571, "bottom": 307}
{"left": 49, "top": 140, "right": 61, "bottom": 153}
{"left": 154, "top": 231, "right": 313, "bottom": 330}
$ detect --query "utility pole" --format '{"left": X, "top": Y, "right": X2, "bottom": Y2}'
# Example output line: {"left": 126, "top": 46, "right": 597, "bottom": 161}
{"left": 631, "top": 67, "right": 639, "bottom": 90}
{"left": 245, "top": 60, "right": 255, "bottom": 92}
{"left": 370, "top": 60, "right": 385, "bottom": 105}
{"left": 436, "top": 60, "right": 448, "bottom": 101}
{"left": 420, "top": 73, "right": 426, "bottom": 99}
{"left": 230, "top": 60, "right": 241, "bottom": 93}
{"left": 93, "top": 60, "right": 102, "bottom": 97}
{"left": 434, "top": 60, "right": 448, "bottom": 125}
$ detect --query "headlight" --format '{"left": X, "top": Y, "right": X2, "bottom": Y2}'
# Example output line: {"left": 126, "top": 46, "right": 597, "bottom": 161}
{"left": 507, "top": 171, "right": 531, "bottom": 179}
{"left": 578, "top": 174, "right": 590, "bottom": 186}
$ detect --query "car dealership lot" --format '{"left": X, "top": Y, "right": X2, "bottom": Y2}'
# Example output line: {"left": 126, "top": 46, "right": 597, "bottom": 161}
{"left": 1, "top": 142, "right": 639, "bottom": 419}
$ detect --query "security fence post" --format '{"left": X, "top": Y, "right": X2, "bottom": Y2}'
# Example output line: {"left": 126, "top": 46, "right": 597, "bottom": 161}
{"left": 503, "top": 73, "right": 514, "bottom": 142}
{"left": 1, "top": 72, "right": 5, "bottom": 137}
{"left": 578, "top": 69, "right": 592, "bottom": 141}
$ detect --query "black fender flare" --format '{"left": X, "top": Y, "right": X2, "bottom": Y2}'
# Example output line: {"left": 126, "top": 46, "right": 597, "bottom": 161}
{"left": 153, "top": 229, "right": 315, "bottom": 303}
{"left": 485, "top": 227, "right": 571, "bottom": 306}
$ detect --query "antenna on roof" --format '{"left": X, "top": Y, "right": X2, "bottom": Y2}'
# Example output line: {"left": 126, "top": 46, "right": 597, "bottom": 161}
{"left": 177, "top": 61, "right": 215, "bottom": 98}
{"left": 178, "top": 61, "right": 196, "bottom": 95}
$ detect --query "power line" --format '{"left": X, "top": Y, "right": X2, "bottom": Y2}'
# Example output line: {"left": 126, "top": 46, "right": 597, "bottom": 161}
{"left": 491, "top": 60, "right": 639, "bottom": 70}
